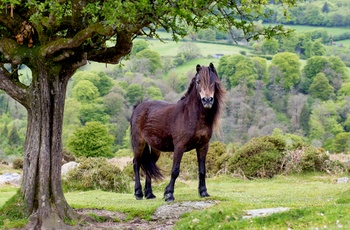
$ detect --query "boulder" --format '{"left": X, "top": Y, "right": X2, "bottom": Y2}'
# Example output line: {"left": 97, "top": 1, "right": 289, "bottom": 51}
{"left": 61, "top": 161, "right": 79, "bottom": 176}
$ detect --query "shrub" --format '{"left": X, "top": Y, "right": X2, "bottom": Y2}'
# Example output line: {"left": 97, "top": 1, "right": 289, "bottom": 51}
{"left": 12, "top": 158, "right": 23, "bottom": 170}
{"left": 283, "top": 146, "right": 345, "bottom": 175}
{"left": 228, "top": 136, "right": 286, "bottom": 179}
{"left": 63, "top": 158, "right": 131, "bottom": 193}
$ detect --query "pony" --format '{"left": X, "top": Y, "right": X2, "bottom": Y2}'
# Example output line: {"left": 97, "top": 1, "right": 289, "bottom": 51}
{"left": 130, "top": 63, "right": 225, "bottom": 202}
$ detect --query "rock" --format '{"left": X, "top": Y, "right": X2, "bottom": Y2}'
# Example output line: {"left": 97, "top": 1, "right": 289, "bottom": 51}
{"left": 243, "top": 207, "right": 290, "bottom": 219}
{"left": 152, "top": 201, "right": 216, "bottom": 220}
{"left": 337, "top": 177, "right": 349, "bottom": 184}
{"left": 0, "top": 173, "right": 21, "bottom": 185}
{"left": 61, "top": 161, "right": 79, "bottom": 176}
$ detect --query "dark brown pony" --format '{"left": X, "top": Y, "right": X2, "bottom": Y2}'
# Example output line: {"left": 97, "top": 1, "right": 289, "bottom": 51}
{"left": 130, "top": 63, "right": 225, "bottom": 202}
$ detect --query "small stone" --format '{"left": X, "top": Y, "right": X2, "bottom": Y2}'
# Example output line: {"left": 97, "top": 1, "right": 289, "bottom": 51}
{"left": 337, "top": 177, "right": 349, "bottom": 184}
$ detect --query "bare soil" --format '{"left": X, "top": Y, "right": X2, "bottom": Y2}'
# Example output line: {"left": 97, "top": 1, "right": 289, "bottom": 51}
{"left": 77, "top": 201, "right": 216, "bottom": 230}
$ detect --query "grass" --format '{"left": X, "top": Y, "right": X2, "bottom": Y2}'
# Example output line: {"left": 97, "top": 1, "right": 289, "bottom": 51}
{"left": 3, "top": 174, "right": 348, "bottom": 229}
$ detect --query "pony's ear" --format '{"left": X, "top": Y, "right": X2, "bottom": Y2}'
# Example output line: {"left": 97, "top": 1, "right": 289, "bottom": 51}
{"left": 209, "top": 63, "right": 215, "bottom": 70}
{"left": 196, "top": 64, "right": 201, "bottom": 73}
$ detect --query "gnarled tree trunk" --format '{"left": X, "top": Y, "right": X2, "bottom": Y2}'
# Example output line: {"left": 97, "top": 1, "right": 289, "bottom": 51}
{"left": 21, "top": 62, "right": 80, "bottom": 229}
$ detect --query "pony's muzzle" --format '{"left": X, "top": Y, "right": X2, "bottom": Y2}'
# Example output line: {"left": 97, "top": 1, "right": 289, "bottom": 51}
{"left": 201, "top": 97, "right": 214, "bottom": 109}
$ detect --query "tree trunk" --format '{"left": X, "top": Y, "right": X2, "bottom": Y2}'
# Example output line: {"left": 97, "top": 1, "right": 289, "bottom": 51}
{"left": 21, "top": 63, "right": 78, "bottom": 229}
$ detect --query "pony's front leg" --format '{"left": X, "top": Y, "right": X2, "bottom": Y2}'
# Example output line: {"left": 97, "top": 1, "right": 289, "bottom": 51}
{"left": 197, "top": 144, "right": 210, "bottom": 198}
{"left": 133, "top": 157, "right": 143, "bottom": 200}
{"left": 164, "top": 149, "right": 184, "bottom": 202}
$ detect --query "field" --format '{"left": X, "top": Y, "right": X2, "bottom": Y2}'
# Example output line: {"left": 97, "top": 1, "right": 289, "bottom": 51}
{"left": 1, "top": 174, "right": 349, "bottom": 229}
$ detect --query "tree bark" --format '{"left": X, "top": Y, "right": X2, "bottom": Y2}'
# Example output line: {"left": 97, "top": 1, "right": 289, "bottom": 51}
{"left": 20, "top": 62, "right": 78, "bottom": 229}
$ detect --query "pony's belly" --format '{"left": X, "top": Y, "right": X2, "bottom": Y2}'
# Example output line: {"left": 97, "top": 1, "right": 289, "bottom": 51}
{"left": 146, "top": 136, "right": 174, "bottom": 152}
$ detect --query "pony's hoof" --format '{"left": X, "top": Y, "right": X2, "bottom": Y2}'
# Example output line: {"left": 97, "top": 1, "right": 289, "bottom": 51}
{"left": 145, "top": 193, "right": 156, "bottom": 199}
{"left": 135, "top": 191, "right": 144, "bottom": 200}
{"left": 164, "top": 193, "right": 175, "bottom": 202}
{"left": 200, "top": 191, "right": 210, "bottom": 198}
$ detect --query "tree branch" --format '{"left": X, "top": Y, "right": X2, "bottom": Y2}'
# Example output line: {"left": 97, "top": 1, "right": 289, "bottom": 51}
{"left": 0, "top": 64, "right": 29, "bottom": 107}
{"left": 41, "top": 23, "right": 114, "bottom": 58}
{"left": 87, "top": 31, "right": 133, "bottom": 64}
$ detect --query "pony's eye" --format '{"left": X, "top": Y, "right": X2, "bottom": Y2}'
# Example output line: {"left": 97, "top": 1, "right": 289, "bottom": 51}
{"left": 196, "top": 79, "right": 200, "bottom": 85}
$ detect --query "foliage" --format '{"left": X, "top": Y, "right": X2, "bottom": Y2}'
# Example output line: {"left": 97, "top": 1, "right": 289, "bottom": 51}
{"left": 130, "top": 40, "right": 149, "bottom": 56}
{"left": 62, "top": 158, "right": 131, "bottom": 193}
{"left": 12, "top": 158, "right": 23, "bottom": 170}
{"left": 268, "top": 52, "right": 301, "bottom": 90}
{"left": 72, "top": 80, "right": 100, "bottom": 103}
{"left": 309, "top": 72, "right": 335, "bottom": 100}
{"left": 67, "top": 122, "right": 114, "bottom": 158}
{"left": 177, "top": 43, "right": 202, "bottom": 61}
{"left": 228, "top": 136, "right": 286, "bottom": 178}
{"left": 135, "top": 49, "right": 163, "bottom": 74}
{"left": 261, "top": 38, "right": 280, "bottom": 54}
{"left": 217, "top": 54, "right": 258, "bottom": 89}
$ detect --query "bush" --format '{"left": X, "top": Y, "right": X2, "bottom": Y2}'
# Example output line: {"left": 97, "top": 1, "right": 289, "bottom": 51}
{"left": 283, "top": 146, "right": 345, "bottom": 175}
{"left": 228, "top": 136, "right": 286, "bottom": 179}
{"left": 12, "top": 158, "right": 23, "bottom": 170}
{"left": 63, "top": 158, "right": 131, "bottom": 193}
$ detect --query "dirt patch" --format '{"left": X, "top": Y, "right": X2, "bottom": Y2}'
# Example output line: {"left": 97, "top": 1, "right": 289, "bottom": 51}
{"left": 77, "top": 201, "right": 216, "bottom": 229}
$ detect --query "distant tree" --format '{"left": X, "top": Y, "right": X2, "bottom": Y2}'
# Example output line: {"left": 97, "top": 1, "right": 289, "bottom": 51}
{"left": 78, "top": 103, "right": 110, "bottom": 125}
{"left": 167, "top": 71, "right": 187, "bottom": 93}
{"left": 280, "top": 32, "right": 299, "bottom": 52}
{"left": 135, "top": 49, "right": 163, "bottom": 74}
{"left": 309, "top": 101, "right": 343, "bottom": 146}
{"left": 96, "top": 72, "right": 114, "bottom": 96}
{"left": 72, "top": 80, "right": 100, "bottom": 103}
{"left": 68, "top": 122, "right": 114, "bottom": 158}
{"left": 145, "top": 86, "right": 163, "bottom": 100}
{"left": 303, "top": 56, "right": 329, "bottom": 80}
{"left": 218, "top": 55, "right": 258, "bottom": 89}
{"left": 198, "top": 28, "right": 216, "bottom": 41}
{"left": 333, "top": 132, "right": 350, "bottom": 153}
{"left": 322, "top": 2, "right": 330, "bottom": 13}
{"left": 251, "top": 57, "right": 268, "bottom": 82}
{"left": 177, "top": 43, "right": 202, "bottom": 61}
{"left": 8, "top": 125, "right": 21, "bottom": 148}
{"left": 268, "top": 52, "right": 301, "bottom": 90}
{"left": 338, "top": 82, "right": 350, "bottom": 98}
{"left": 261, "top": 38, "right": 280, "bottom": 54}
{"left": 130, "top": 40, "right": 149, "bottom": 56}
{"left": 309, "top": 73, "right": 335, "bottom": 101}
{"left": 311, "top": 40, "right": 326, "bottom": 56}
{"left": 287, "top": 94, "right": 307, "bottom": 132}
{"left": 126, "top": 84, "right": 143, "bottom": 104}
{"left": 299, "top": 102, "right": 311, "bottom": 135}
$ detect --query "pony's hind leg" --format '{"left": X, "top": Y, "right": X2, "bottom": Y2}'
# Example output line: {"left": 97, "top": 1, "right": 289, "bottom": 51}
{"left": 132, "top": 138, "right": 146, "bottom": 200}
{"left": 133, "top": 156, "right": 144, "bottom": 200}
{"left": 144, "top": 147, "right": 161, "bottom": 199}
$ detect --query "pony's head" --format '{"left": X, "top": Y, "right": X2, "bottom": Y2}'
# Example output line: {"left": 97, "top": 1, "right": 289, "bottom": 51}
{"left": 195, "top": 63, "right": 219, "bottom": 109}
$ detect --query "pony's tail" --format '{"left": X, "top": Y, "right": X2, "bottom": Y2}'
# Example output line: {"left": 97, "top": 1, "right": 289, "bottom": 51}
{"left": 140, "top": 145, "right": 163, "bottom": 180}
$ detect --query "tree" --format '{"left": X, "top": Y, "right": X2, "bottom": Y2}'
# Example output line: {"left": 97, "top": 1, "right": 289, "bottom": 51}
{"left": 218, "top": 55, "right": 258, "bottom": 89}
{"left": 268, "top": 52, "right": 301, "bottom": 90}
{"left": 0, "top": 0, "right": 300, "bottom": 228}
{"left": 67, "top": 121, "right": 114, "bottom": 158}
{"left": 135, "top": 49, "right": 162, "bottom": 74}
{"left": 177, "top": 42, "right": 202, "bottom": 61}
{"left": 309, "top": 72, "right": 335, "bottom": 101}
{"left": 261, "top": 37, "right": 279, "bottom": 54}
{"left": 130, "top": 40, "right": 149, "bottom": 56}
{"left": 72, "top": 80, "right": 100, "bottom": 102}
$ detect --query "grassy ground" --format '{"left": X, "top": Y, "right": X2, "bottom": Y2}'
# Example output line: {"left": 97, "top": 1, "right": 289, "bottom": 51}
{"left": 1, "top": 174, "right": 349, "bottom": 229}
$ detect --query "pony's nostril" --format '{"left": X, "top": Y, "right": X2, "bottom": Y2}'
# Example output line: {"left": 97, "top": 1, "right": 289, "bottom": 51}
{"left": 209, "top": 97, "right": 214, "bottom": 103}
